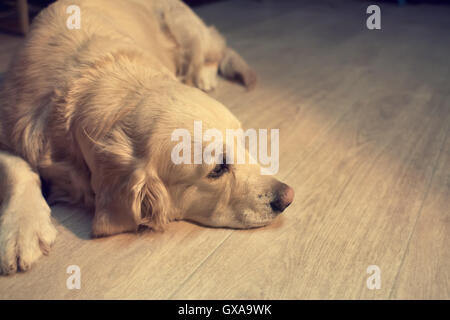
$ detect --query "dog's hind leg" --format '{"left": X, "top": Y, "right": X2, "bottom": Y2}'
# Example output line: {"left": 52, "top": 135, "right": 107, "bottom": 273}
{"left": 0, "top": 151, "right": 57, "bottom": 275}
{"left": 219, "top": 47, "right": 257, "bottom": 90}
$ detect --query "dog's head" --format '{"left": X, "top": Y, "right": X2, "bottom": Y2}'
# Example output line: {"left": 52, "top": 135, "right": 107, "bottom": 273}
{"left": 82, "top": 81, "right": 293, "bottom": 236}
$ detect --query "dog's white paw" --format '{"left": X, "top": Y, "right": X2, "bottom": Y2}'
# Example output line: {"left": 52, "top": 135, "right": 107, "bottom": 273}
{"left": 0, "top": 196, "right": 57, "bottom": 275}
{"left": 196, "top": 64, "right": 218, "bottom": 92}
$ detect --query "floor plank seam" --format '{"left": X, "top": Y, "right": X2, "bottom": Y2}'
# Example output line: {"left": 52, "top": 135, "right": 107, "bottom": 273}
{"left": 166, "top": 230, "right": 235, "bottom": 299}
{"left": 388, "top": 120, "right": 450, "bottom": 299}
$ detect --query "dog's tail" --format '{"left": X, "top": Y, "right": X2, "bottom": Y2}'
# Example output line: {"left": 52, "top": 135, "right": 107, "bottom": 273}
{"left": 219, "top": 48, "right": 257, "bottom": 90}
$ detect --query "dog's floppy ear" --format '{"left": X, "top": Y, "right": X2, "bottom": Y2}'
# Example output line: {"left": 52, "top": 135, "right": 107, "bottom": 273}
{"left": 81, "top": 129, "right": 170, "bottom": 237}
{"left": 219, "top": 47, "right": 257, "bottom": 90}
{"left": 92, "top": 165, "right": 170, "bottom": 237}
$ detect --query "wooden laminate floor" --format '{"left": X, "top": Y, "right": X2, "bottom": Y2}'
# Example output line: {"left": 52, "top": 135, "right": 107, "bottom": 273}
{"left": 0, "top": 0, "right": 448, "bottom": 299}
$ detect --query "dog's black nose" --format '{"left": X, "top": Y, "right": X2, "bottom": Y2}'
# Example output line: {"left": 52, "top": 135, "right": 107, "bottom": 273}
{"left": 270, "top": 184, "right": 294, "bottom": 214}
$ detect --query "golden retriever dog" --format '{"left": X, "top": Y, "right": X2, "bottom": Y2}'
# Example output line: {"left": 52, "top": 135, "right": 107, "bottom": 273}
{"left": 0, "top": 0, "right": 294, "bottom": 275}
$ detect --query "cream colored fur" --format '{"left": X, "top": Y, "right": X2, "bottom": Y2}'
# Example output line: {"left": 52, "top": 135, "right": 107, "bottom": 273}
{"left": 0, "top": 0, "right": 289, "bottom": 275}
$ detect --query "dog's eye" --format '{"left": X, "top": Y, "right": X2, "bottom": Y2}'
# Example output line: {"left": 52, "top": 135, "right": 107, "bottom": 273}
{"left": 207, "top": 163, "right": 229, "bottom": 179}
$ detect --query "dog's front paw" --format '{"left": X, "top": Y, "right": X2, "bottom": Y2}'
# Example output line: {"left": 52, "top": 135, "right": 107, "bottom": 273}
{"left": 0, "top": 199, "right": 57, "bottom": 275}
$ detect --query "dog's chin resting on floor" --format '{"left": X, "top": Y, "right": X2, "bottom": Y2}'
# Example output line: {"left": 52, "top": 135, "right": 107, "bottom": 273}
{"left": 0, "top": 0, "right": 294, "bottom": 275}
